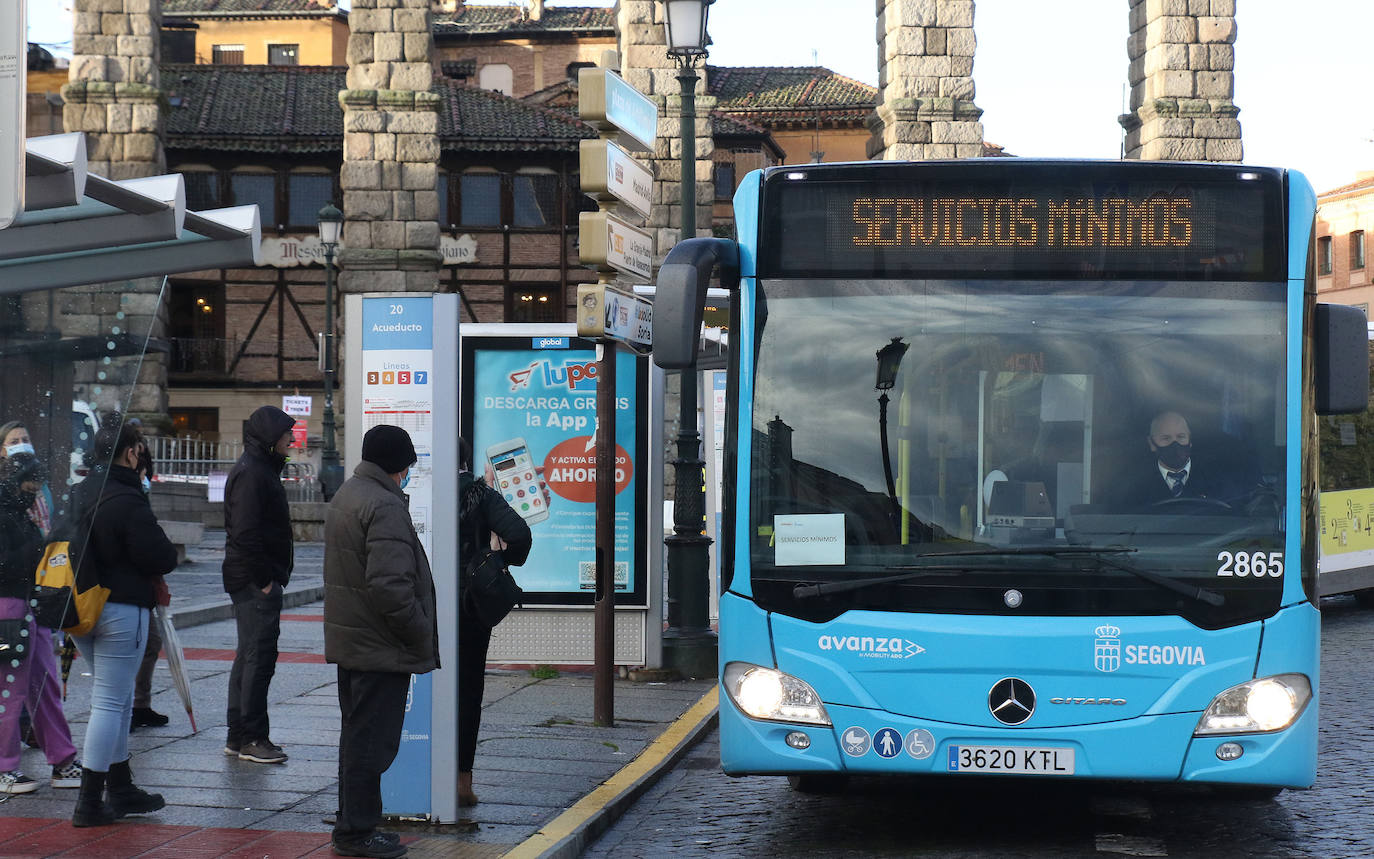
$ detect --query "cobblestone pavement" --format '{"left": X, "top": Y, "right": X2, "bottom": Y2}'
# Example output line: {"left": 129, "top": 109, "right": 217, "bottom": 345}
{"left": 586, "top": 597, "right": 1374, "bottom": 858}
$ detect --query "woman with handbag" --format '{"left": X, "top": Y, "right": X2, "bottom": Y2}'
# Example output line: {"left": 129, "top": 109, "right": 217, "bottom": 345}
{"left": 457, "top": 437, "right": 531, "bottom": 807}
{"left": 0, "top": 428, "right": 81, "bottom": 795}
{"left": 69, "top": 419, "right": 179, "bottom": 827}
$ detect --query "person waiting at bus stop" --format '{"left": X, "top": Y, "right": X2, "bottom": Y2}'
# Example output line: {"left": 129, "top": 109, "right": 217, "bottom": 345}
{"left": 1114, "top": 409, "right": 1254, "bottom": 510}
{"left": 324, "top": 425, "right": 436, "bottom": 859}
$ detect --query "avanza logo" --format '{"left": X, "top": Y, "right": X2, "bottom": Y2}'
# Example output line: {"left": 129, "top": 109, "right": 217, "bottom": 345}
{"left": 818, "top": 635, "right": 926, "bottom": 659}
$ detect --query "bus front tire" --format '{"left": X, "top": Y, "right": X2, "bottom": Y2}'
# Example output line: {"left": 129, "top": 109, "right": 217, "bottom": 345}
{"left": 787, "top": 773, "right": 849, "bottom": 794}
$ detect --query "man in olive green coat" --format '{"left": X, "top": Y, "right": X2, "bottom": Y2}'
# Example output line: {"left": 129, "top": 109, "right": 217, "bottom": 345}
{"left": 323, "top": 425, "right": 437, "bottom": 859}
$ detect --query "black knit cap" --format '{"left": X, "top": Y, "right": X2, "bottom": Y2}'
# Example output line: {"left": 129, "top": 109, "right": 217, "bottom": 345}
{"left": 361, "top": 424, "right": 417, "bottom": 474}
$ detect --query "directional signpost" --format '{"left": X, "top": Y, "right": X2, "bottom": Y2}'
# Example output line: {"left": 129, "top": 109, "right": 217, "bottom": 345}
{"left": 578, "top": 54, "right": 658, "bottom": 728}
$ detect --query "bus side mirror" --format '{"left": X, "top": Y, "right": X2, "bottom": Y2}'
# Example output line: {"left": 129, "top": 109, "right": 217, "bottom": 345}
{"left": 1315, "top": 303, "right": 1369, "bottom": 415}
{"left": 652, "top": 238, "right": 739, "bottom": 370}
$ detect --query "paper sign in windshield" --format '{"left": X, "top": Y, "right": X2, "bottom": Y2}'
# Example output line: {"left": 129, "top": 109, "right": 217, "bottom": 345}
{"left": 775, "top": 514, "right": 845, "bottom": 566}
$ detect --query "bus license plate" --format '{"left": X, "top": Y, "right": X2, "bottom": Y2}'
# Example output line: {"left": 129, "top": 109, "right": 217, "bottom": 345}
{"left": 947, "top": 745, "right": 1075, "bottom": 775}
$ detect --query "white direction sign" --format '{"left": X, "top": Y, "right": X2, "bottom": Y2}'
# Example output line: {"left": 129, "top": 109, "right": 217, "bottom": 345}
{"left": 576, "top": 282, "right": 652, "bottom": 349}
{"left": 578, "top": 67, "right": 658, "bottom": 153}
{"left": 0, "top": 0, "right": 25, "bottom": 230}
{"left": 580, "top": 138, "right": 653, "bottom": 220}
{"left": 579, "top": 210, "right": 653, "bottom": 280}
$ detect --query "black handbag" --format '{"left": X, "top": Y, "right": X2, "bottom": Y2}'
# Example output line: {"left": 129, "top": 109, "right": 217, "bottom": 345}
{"left": 31, "top": 584, "right": 71, "bottom": 630}
{"left": 462, "top": 547, "right": 524, "bottom": 629}
{"left": 0, "top": 618, "right": 29, "bottom": 664}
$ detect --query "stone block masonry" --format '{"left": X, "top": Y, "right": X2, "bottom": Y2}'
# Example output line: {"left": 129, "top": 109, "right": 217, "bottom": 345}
{"left": 869, "top": 0, "right": 984, "bottom": 161}
{"left": 1119, "top": 0, "right": 1241, "bottom": 161}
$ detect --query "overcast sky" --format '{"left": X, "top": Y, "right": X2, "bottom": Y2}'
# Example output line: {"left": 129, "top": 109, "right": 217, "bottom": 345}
{"left": 26, "top": 0, "right": 1374, "bottom": 192}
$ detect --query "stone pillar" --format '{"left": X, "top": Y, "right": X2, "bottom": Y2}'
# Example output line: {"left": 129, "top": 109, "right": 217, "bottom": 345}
{"left": 867, "top": 0, "right": 984, "bottom": 161}
{"left": 61, "top": 0, "right": 170, "bottom": 426}
{"left": 339, "top": 0, "right": 442, "bottom": 295}
{"left": 1119, "top": 0, "right": 1241, "bottom": 162}
{"left": 615, "top": 0, "right": 715, "bottom": 260}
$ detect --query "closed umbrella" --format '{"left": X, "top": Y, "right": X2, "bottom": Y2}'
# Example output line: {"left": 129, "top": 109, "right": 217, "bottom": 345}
{"left": 59, "top": 634, "right": 76, "bottom": 699}
{"left": 153, "top": 605, "right": 196, "bottom": 732}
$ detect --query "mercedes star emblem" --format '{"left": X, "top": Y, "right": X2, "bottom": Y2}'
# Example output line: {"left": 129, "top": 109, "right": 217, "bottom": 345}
{"left": 989, "top": 677, "right": 1036, "bottom": 725}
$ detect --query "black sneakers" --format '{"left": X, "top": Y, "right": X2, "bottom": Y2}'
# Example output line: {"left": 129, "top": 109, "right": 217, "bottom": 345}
{"left": 129, "top": 707, "right": 170, "bottom": 729}
{"left": 238, "top": 739, "right": 288, "bottom": 764}
{"left": 331, "top": 831, "right": 406, "bottom": 858}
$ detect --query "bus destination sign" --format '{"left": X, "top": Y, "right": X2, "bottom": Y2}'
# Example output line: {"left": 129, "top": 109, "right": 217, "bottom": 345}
{"left": 760, "top": 165, "right": 1285, "bottom": 282}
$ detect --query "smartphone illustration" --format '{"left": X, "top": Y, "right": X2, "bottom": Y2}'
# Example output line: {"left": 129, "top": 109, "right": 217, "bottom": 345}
{"left": 486, "top": 437, "right": 550, "bottom": 524}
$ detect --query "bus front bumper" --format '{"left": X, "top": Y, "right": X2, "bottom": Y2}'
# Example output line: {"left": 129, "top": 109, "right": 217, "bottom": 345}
{"left": 719, "top": 693, "right": 1317, "bottom": 789}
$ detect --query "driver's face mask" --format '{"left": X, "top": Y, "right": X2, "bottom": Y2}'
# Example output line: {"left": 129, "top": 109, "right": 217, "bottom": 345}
{"left": 1155, "top": 442, "right": 1191, "bottom": 470}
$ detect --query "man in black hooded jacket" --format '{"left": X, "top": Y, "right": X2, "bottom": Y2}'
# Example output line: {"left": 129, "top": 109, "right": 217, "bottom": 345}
{"left": 222, "top": 405, "right": 296, "bottom": 764}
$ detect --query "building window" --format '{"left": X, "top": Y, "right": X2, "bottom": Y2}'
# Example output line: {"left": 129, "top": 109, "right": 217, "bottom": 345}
{"left": 713, "top": 163, "right": 736, "bottom": 200}
{"left": 229, "top": 173, "right": 277, "bottom": 225}
{"left": 1352, "top": 231, "right": 1366, "bottom": 270}
{"left": 567, "top": 172, "right": 597, "bottom": 224}
{"left": 566, "top": 61, "right": 595, "bottom": 80}
{"left": 287, "top": 173, "right": 335, "bottom": 229}
{"left": 268, "top": 44, "right": 299, "bottom": 66}
{"left": 478, "top": 63, "right": 514, "bottom": 95}
{"left": 161, "top": 28, "right": 196, "bottom": 64}
{"left": 460, "top": 173, "right": 502, "bottom": 226}
{"left": 168, "top": 281, "right": 229, "bottom": 376}
{"left": 512, "top": 171, "right": 558, "bottom": 227}
{"left": 211, "top": 44, "right": 244, "bottom": 65}
{"left": 184, "top": 171, "right": 221, "bottom": 210}
{"left": 509, "top": 285, "right": 562, "bottom": 323}
{"left": 1318, "top": 236, "right": 1333, "bottom": 275}
{"left": 437, "top": 172, "right": 450, "bottom": 226}
{"left": 170, "top": 408, "right": 220, "bottom": 439}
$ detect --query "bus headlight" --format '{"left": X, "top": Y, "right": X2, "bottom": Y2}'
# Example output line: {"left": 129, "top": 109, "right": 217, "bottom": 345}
{"left": 1194, "top": 674, "right": 1311, "bottom": 735}
{"left": 723, "top": 662, "right": 831, "bottom": 726}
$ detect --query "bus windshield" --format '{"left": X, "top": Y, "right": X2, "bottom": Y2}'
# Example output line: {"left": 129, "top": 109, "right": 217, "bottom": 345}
{"left": 749, "top": 278, "right": 1287, "bottom": 629}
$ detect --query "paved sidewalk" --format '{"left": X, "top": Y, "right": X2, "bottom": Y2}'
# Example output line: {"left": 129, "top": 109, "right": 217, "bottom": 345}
{"left": 0, "top": 534, "right": 718, "bottom": 858}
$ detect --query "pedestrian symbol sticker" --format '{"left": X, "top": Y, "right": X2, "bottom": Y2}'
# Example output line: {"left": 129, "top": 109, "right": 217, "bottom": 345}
{"left": 905, "top": 728, "right": 935, "bottom": 760}
{"left": 874, "top": 727, "right": 902, "bottom": 759}
{"left": 841, "top": 726, "right": 870, "bottom": 757}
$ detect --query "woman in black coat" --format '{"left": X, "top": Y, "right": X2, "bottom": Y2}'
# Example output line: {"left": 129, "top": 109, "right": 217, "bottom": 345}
{"left": 69, "top": 420, "right": 178, "bottom": 828}
{"left": 457, "top": 438, "right": 532, "bottom": 807}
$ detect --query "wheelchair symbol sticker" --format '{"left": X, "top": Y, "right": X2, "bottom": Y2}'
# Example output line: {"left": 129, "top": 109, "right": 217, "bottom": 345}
{"left": 904, "top": 728, "right": 935, "bottom": 760}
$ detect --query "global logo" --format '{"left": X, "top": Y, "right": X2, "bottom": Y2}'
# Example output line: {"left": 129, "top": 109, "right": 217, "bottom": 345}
{"left": 1094, "top": 624, "right": 1122, "bottom": 673}
{"left": 817, "top": 634, "right": 926, "bottom": 660}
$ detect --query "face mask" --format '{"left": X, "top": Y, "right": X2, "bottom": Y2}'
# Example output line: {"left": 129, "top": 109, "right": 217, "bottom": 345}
{"left": 5, "top": 442, "right": 34, "bottom": 457}
{"left": 1155, "top": 442, "right": 1191, "bottom": 470}
{"left": 141, "top": 476, "right": 152, "bottom": 494}
{"left": 399, "top": 471, "right": 411, "bottom": 490}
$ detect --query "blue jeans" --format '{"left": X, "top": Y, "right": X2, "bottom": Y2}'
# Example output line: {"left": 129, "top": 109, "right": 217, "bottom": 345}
{"left": 76, "top": 602, "right": 149, "bottom": 772}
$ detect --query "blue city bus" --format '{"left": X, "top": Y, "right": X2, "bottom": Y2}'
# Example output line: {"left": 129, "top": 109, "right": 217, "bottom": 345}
{"left": 653, "top": 160, "right": 1369, "bottom": 794}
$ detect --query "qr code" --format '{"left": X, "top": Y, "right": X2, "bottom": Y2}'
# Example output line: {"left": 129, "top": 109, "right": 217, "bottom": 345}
{"left": 578, "top": 561, "right": 630, "bottom": 589}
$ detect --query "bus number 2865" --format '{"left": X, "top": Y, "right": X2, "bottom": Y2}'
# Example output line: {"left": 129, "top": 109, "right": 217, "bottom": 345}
{"left": 1216, "top": 551, "right": 1283, "bottom": 577}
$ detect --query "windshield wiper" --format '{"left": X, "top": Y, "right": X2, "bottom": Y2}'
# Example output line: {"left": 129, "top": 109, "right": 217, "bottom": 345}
{"left": 791, "top": 546, "right": 1224, "bottom": 607}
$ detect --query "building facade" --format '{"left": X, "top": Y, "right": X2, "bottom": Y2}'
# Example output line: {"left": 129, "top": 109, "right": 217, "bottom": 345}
{"left": 1316, "top": 176, "right": 1374, "bottom": 313}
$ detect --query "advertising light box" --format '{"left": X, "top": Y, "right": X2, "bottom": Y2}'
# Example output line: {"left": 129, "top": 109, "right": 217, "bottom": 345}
{"left": 462, "top": 334, "right": 648, "bottom": 606}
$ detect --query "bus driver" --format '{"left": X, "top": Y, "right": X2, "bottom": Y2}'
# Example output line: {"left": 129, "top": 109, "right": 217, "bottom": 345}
{"left": 1115, "top": 410, "right": 1252, "bottom": 510}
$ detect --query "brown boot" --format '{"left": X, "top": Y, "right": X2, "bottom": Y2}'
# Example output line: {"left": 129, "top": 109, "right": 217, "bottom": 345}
{"left": 458, "top": 771, "right": 478, "bottom": 807}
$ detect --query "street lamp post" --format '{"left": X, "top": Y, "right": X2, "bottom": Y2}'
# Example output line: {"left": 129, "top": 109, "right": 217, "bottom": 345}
{"left": 662, "top": 0, "right": 717, "bottom": 679}
{"left": 875, "top": 337, "right": 909, "bottom": 506}
{"left": 317, "top": 203, "right": 344, "bottom": 501}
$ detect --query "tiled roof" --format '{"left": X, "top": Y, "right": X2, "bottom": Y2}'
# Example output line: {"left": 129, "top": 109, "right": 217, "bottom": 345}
{"left": 708, "top": 65, "right": 876, "bottom": 124}
{"left": 1319, "top": 175, "right": 1374, "bottom": 198}
{"left": 433, "top": 5, "right": 614, "bottom": 37}
{"left": 161, "top": 64, "right": 593, "bottom": 155}
{"left": 711, "top": 111, "right": 769, "bottom": 139}
{"left": 164, "top": 0, "right": 340, "bottom": 16}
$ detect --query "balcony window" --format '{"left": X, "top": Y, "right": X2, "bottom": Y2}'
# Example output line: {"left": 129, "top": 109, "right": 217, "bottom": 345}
{"left": 1318, "top": 236, "right": 1333, "bottom": 276}
{"left": 509, "top": 285, "right": 562, "bottom": 323}
{"left": 287, "top": 173, "right": 335, "bottom": 229}
{"left": 1351, "top": 230, "right": 1365, "bottom": 270}
{"left": 211, "top": 44, "right": 244, "bottom": 65}
{"left": 460, "top": 173, "right": 501, "bottom": 226}
{"left": 229, "top": 173, "right": 276, "bottom": 225}
{"left": 714, "top": 163, "right": 736, "bottom": 200}
{"left": 512, "top": 171, "right": 558, "bottom": 227}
